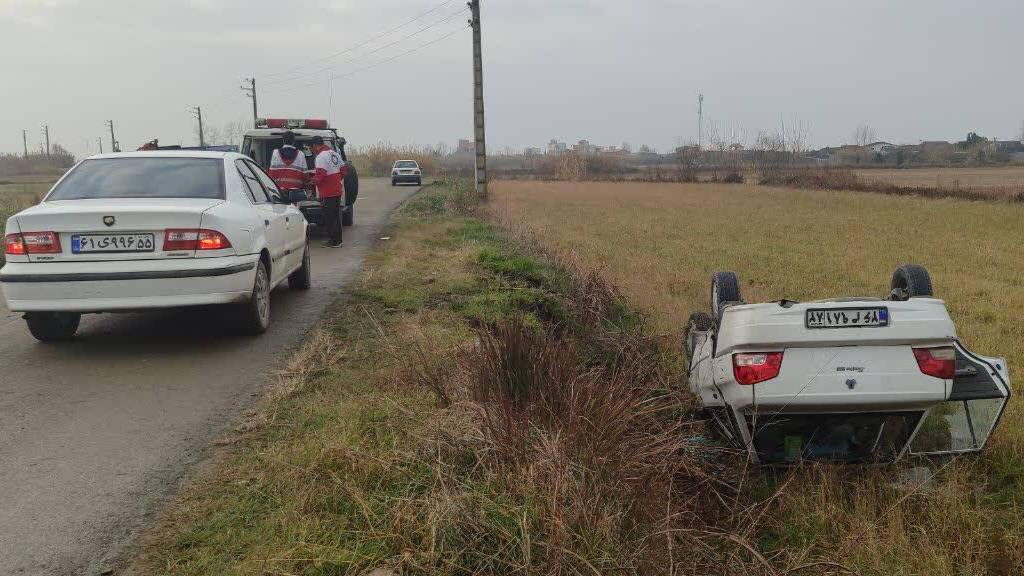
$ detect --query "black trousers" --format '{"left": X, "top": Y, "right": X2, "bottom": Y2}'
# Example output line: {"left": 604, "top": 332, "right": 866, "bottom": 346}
{"left": 321, "top": 196, "right": 342, "bottom": 244}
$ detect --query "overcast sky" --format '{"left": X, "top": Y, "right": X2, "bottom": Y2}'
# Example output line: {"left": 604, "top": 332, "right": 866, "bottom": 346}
{"left": 1, "top": 0, "right": 1022, "bottom": 158}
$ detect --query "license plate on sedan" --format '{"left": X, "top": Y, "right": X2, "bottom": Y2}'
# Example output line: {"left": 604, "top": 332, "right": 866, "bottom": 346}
{"left": 806, "top": 307, "right": 889, "bottom": 329}
{"left": 72, "top": 233, "right": 156, "bottom": 253}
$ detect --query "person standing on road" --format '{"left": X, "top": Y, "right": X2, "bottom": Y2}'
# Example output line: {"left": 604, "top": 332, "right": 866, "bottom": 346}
{"left": 310, "top": 136, "right": 347, "bottom": 248}
{"left": 268, "top": 131, "right": 307, "bottom": 196}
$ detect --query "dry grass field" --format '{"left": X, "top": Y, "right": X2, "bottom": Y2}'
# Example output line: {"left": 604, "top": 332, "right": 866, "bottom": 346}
{"left": 855, "top": 166, "right": 1024, "bottom": 191}
{"left": 490, "top": 179, "right": 1024, "bottom": 574}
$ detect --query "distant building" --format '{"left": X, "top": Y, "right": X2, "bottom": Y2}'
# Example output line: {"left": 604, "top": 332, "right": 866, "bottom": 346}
{"left": 866, "top": 141, "right": 896, "bottom": 155}
{"left": 457, "top": 139, "right": 475, "bottom": 154}
{"left": 524, "top": 147, "right": 541, "bottom": 156}
{"left": 572, "top": 139, "right": 597, "bottom": 154}
{"left": 547, "top": 139, "right": 568, "bottom": 154}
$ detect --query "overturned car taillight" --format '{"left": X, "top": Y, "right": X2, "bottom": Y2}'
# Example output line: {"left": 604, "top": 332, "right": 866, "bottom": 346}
{"left": 733, "top": 352, "right": 784, "bottom": 385}
{"left": 913, "top": 346, "right": 955, "bottom": 379}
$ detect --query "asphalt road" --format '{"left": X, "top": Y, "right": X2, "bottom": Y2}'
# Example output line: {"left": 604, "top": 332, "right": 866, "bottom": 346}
{"left": 0, "top": 179, "right": 419, "bottom": 575}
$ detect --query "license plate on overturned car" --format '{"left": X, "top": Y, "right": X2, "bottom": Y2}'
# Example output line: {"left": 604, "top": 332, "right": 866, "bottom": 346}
{"left": 806, "top": 307, "right": 889, "bottom": 328}
{"left": 72, "top": 233, "right": 156, "bottom": 253}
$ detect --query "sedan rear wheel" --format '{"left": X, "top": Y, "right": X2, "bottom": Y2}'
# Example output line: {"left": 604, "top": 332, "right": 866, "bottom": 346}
{"left": 240, "top": 261, "right": 271, "bottom": 334}
{"left": 25, "top": 312, "right": 81, "bottom": 342}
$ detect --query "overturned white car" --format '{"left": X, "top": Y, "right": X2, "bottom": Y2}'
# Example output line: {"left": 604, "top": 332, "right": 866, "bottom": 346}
{"left": 685, "top": 265, "right": 1011, "bottom": 464}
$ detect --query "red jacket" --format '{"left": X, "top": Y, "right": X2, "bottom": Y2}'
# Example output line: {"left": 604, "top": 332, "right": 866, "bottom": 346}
{"left": 269, "top": 145, "right": 307, "bottom": 190}
{"left": 312, "top": 148, "right": 347, "bottom": 199}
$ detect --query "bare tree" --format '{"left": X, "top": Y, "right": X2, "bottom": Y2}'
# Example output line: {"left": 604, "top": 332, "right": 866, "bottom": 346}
{"left": 852, "top": 124, "right": 876, "bottom": 146}
{"left": 221, "top": 120, "right": 246, "bottom": 145}
{"left": 197, "top": 120, "right": 247, "bottom": 146}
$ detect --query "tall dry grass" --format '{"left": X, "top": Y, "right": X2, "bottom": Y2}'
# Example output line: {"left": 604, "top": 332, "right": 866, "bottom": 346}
{"left": 348, "top": 142, "right": 442, "bottom": 177}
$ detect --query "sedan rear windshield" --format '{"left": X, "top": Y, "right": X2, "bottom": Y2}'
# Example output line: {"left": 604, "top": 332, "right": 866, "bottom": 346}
{"left": 395, "top": 161, "right": 418, "bottom": 168}
{"left": 47, "top": 158, "right": 225, "bottom": 200}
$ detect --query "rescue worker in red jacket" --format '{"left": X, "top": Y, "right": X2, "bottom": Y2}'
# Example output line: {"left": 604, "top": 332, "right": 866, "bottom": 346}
{"left": 309, "top": 136, "right": 347, "bottom": 248}
{"left": 268, "top": 131, "right": 308, "bottom": 197}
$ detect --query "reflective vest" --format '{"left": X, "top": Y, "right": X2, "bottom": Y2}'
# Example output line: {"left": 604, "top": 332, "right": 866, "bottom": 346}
{"left": 269, "top": 146, "right": 308, "bottom": 190}
{"left": 312, "top": 148, "right": 347, "bottom": 199}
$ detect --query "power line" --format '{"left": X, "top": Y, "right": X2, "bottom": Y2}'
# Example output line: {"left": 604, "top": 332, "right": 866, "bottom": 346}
{"left": 261, "top": 0, "right": 460, "bottom": 81}
{"left": 263, "top": 22, "right": 469, "bottom": 96}
{"left": 263, "top": 5, "right": 469, "bottom": 87}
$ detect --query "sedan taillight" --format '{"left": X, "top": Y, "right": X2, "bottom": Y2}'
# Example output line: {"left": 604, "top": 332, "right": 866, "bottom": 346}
{"left": 913, "top": 347, "right": 955, "bottom": 379}
{"left": 733, "top": 352, "right": 784, "bottom": 385}
{"left": 4, "top": 231, "right": 61, "bottom": 254}
{"left": 163, "top": 229, "right": 232, "bottom": 251}
{"left": 4, "top": 233, "right": 25, "bottom": 255}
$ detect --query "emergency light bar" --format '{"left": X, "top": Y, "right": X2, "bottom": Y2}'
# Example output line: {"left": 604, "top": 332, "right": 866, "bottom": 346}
{"left": 256, "top": 118, "right": 330, "bottom": 130}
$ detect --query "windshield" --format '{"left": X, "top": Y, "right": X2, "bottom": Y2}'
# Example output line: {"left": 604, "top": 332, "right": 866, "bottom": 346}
{"left": 47, "top": 158, "right": 225, "bottom": 200}
{"left": 395, "top": 161, "right": 418, "bottom": 168}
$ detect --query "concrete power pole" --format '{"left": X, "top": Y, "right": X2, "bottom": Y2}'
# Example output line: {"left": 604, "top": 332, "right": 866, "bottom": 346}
{"left": 190, "top": 106, "right": 205, "bottom": 147}
{"left": 241, "top": 78, "right": 258, "bottom": 128}
{"left": 22, "top": 129, "right": 28, "bottom": 157}
{"left": 470, "top": 0, "right": 488, "bottom": 198}
{"left": 42, "top": 125, "right": 50, "bottom": 156}
{"left": 697, "top": 93, "right": 704, "bottom": 150}
{"left": 106, "top": 120, "right": 120, "bottom": 152}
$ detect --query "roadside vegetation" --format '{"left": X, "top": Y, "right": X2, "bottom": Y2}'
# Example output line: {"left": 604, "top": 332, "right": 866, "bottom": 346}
{"left": 491, "top": 179, "right": 1024, "bottom": 575}
{"left": 133, "top": 178, "right": 1023, "bottom": 575}
{"left": 133, "top": 179, "right": 763, "bottom": 575}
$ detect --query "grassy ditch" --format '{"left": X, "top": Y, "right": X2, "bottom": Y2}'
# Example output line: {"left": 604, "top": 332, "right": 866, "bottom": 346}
{"left": 132, "top": 180, "right": 767, "bottom": 575}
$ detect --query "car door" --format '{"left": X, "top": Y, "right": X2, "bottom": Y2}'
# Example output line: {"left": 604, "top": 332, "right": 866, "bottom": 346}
{"left": 236, "top": 160, "right": 289, "bottom": 284}
{"left": 246, "top": 159, "right": 304, "bottom": 274}
{"left": 908, "top": 340, "right": 1012, "bottom": 456}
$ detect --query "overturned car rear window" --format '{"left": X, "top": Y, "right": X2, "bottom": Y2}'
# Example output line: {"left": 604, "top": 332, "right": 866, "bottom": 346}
{"left": 47, "top": 158, "right": 225, "bottom": 200}
{"left": 746, "top": 412, "right": 924, "bottom": 464}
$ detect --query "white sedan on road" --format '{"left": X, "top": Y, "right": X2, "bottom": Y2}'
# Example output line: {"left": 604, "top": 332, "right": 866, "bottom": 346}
{"left": 1, "top": 151, "right": 311, "bottom": 341}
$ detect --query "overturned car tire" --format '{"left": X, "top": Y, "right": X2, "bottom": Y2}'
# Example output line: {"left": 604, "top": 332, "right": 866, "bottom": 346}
{"left": 685, "top": 311, "right": 715, "bottom": 360}
{"left": 711, "top": 271, "right": 742, "bottom": 321}
{"left": 891, "top": 264, "right": 933, "bottom": 298}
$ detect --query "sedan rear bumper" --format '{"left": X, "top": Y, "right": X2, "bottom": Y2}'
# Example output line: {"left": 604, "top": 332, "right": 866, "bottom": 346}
{"left": 0, "top": 255, "right": 258, "bottom": 312}
{"left": 392, "top": 174, "right": 422, "bottom": 183}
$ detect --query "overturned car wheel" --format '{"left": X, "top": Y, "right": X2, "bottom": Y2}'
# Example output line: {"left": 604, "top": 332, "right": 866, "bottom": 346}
{"left": 684, "top": 311, "right": 715, "bottom": 360}
{"left": 891, "top": 263, "right": 933, "bottom": 298}
{"left": 711, "top": 271, "right": 742, "bottom": 321}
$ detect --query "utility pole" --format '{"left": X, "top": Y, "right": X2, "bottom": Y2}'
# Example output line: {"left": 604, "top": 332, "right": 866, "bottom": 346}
{"left": 469, "top": 0, "right": 488, "bottom": 198}
{"left": 22, "top": 129, "right": 28, "bottom": 157}
{"left": 189, "top": 106, "right": 205, "bottom": 147}
{"left": 106, "top": 120, "right": 120, "bottom": 152}
{"left": 241, "top": 78, "right": 258, "bottom": 127}
{"left": 97, "top": 137, "right": 103, "bottom": 154}
{"left": 697, "top": 93, "right": 704, "bottom": 150}
{"left": 42, "top": 124, "right": 50, "bottom": 156}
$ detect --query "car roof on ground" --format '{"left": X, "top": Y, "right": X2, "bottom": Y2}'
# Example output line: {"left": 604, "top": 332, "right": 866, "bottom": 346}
{"left": 87, "top": 151, "right": 239, "bottom": 160}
